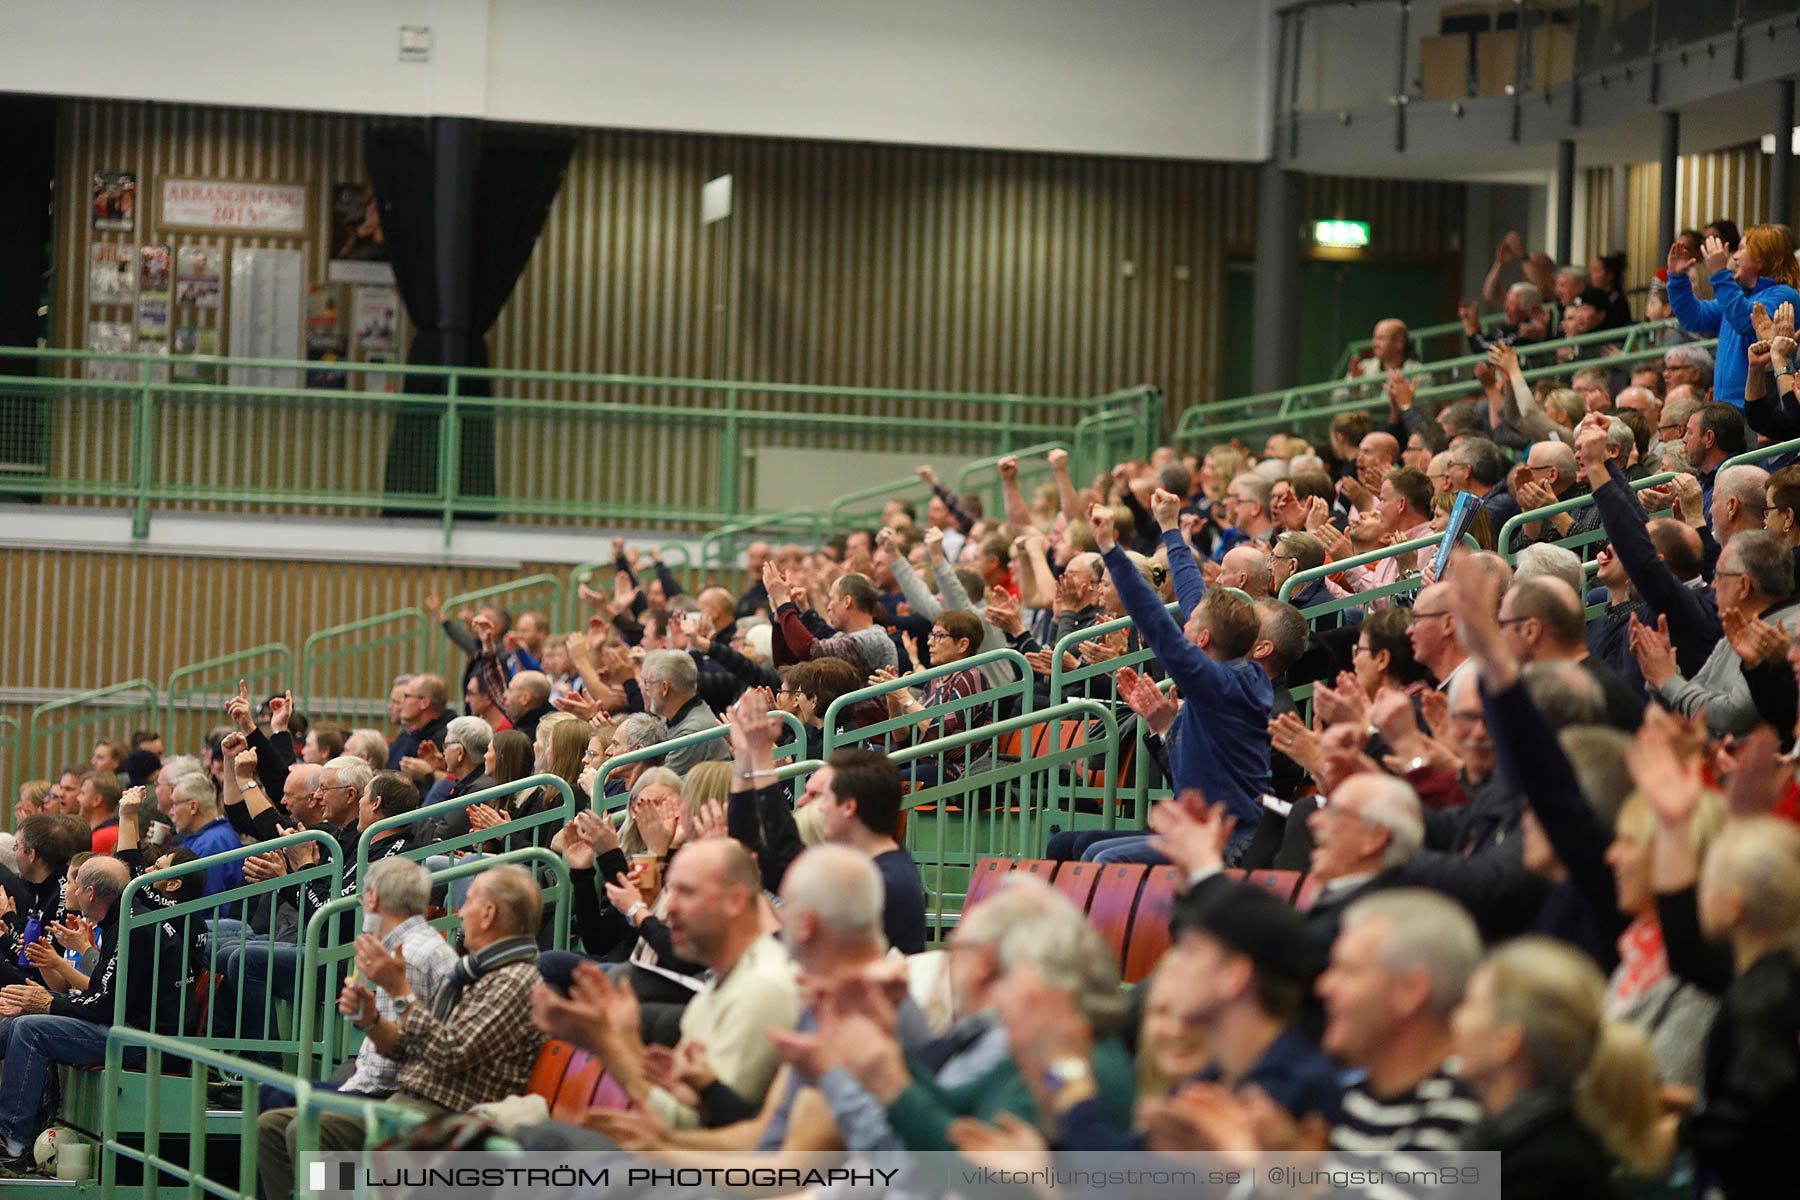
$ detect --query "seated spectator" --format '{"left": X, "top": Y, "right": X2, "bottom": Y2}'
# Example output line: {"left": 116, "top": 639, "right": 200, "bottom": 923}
{"left": 639, "top": 651, "right": 731, "bottom": 776}
{"left": 811, "top": 875, "right": 1136, "bottom": 1152}
{"left": 0, "top": 815, "right": 90, "bottom": 988}
{"left": 1588, "top": 251, "right": 1635, "bottom": 329}
{"left": 766, "top": 568, "right": 897, "bottom": 679}
{"left": 1447, "top": 435, "right": 1521, "bottom": 529}
{"left": 165, "top": 772, "right": 244, "bottom": 897}
{"left": 1318, "top": 889, "right": 1485, "bottom": 1153}
{"left": 386, "top": 674, "right": 451, "bottom": 773}
{"left": 542, "top": 838, "right": 799, "bottom": 1130}
{"left": 874, "top": 611, "right": 991, "bottom": 783}
{"left": 1270, "top": 531, "right": 1332, "bottom": 617}
{"left": 1452, "top": 937, "right": 1669, "bottom": 1190}
{"left": 502, "top": 669, "right": 555, "bottom": 741}
{"left": 76, "top": 771, "right": 123, "bottom": 854}
{"left": 1216, "top": 544, "right": 1271, "bottom": 599}
{"left": 1668, "top": 224, "right": 1800, "bottom": 407}
{"left": 301, "top": 721, "right": 348, "bottom": 765}
{"left": 595, "top": 713, "right": 671, "bottom": 801}
{"left": 1461, "top": 281, "right": 1549, "bottom": 353}
{"left": 1650, "top": 797, "right": 1800, "bottom": 1198}
{"left": 797, "top": 747, "right": 927, "bottom": 954}
{"left": 1634, "top": 530, "right": 1800, "bottom": 736}
{"left": 256, "top": 863, "right": 547, "bottom": 1197}
{"left": 1497, "top": 576, "right": 1645, "bottom": 730}
{"left": 414, "top": 716, "right": 496, "bottom": 842}
{"left": 0, "top": 855, "right": 201, "bottom": 1175}
{"left": 1346, "top": 318, "right": 1420, "bottom": 383}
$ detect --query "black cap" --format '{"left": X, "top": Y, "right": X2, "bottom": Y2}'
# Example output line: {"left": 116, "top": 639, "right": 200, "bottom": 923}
{"left": 122, "top": 748, "right": 162, "bottom": 789}
{"left": 1171, "top": 880, "right": 1321, "bottom": 983}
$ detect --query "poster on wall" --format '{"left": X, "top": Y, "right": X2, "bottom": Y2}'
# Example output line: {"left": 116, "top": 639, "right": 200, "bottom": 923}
{"left": 228, "top": 247, "right": 303, "bottom": 389}
{"left": 173, "top": 326, "right": 221, "bottom": 383}
{"left": 361, "top": 350, "right": 401, "bottom": 394}
{"left": 91, "top": 171, "right": 137, "bottom": 232}
{"left": 175, "top": 245, "right": 223, "bottom": 308}
{"left": 139, "top": 244, "right": 172, "bottom": 294}
{"left": 351, "top": 285, "right": 398, "bottom": 350}
{"left": 160, "top": 178, "right": 307, "bottom": 235}
{"left": 86, "top": 320, "right": 134, "bottom": 380}
{"left": 306, "top": 332, "right": 348, "bottom": 389}
{"left": 88, "top": 244, "right": 136, "bottom": 305}
{"left": 137, "top": 294, "right": 169, "bottom": 339}
{"left": 306, "top": 283, "right": 341, "bottom": 332}
{"left": 328, "top": 182, "right": 394, "bottom": 284}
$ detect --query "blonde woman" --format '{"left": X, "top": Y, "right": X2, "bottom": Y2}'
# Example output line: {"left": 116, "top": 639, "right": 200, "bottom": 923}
{"left": 1453, "top": 937, "right": 1672, "bottom": 1191}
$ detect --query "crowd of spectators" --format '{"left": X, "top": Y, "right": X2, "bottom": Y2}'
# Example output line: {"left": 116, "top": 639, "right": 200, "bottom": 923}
{"left": 3, "top": 223, "right": 1800, "bottom": 1197}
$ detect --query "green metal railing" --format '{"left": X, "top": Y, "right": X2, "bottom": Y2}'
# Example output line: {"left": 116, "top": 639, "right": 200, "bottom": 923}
{"left": 1497, "top": 471, "right": 1678, "bottom": 561}
{"left": 164, "top": 642, "right": 295, "bottom": 759}
{"left": 1331, "top": 307, "right": 1523, "bottom": 378}
{"left": 889, "top": 699, "right": 1119, "bottom": 938}
{"left": 1173, "top": 321, "right": 1680, "bottom": 449}
{"left": 25, "top": 677, "right": 160, "bottom": 781}
{"left": 0, "top": 344, "right": 1149, "bottom": 542}
{"left": 1722, "top": 434, "right": 1800, "bottom": 474}
{"left": 1279, "top": 531, "right": 1481, "bottom": 615}
{"left": 698, "top": 507, "right": 826, "bottom": 582}
{"left": 434, "top": 575, "right": 565, "bottom": 680}
{"left": 298, "top": 845, "right": 571, "bottom": 1080}
{"left": 0, "top": 715, "right": 20, "bottom": 825}
{"left": 591, "top": 716, "right": 808, "bottom": 816}
{"left": 106, "top": 828, "right": 347, "bottom": 1062}
{"left": 298, "top": 607, "right": 430, "bottom": 727}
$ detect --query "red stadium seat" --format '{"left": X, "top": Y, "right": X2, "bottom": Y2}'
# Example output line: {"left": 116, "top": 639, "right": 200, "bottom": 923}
{"left": 1087, "top": 863, "right": 1148, "bottom": 968}
{"left": 1017, "top": 859, "right": 1056, "bottom": 882}
{"left": 525, "top": 1040, "right": 574, "bottom": 1104}
{"left": 1051, "top": 860, "right": 1101, "bottom": 910}
{"left": 964, "top": 857, "right": 1014, "bottom": 911}
{"left": 1124, "top": 866, "right": 1182, "bottom": 983}
{"left": 551, "top": 1051, "right": 606, "bottom": 1121}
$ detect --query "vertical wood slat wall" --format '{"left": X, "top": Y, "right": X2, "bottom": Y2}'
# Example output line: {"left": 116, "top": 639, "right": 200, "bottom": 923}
{"left": 52, "top": 101, "right": 1470, "bottom": 521}
{"left": 52, "top": 102, "right": 409, "bottom": 515}
{"left": 1583, "top": 141, "right": 1799, "bottom": 297}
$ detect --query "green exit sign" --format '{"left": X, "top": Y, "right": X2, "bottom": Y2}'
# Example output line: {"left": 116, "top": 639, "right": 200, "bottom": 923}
{"left": 1314, "top": 219, "right": 1371, "bottom": 248}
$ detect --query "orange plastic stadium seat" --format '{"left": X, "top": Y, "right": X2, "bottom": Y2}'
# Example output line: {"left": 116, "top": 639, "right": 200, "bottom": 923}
{"left": 526, "top": 1040, "right": 575, "bottom": 1103}
{"left": 552, "top": 1051, "right": 605, "bottom": 1121}
{"left": 1051, "top": 860, "right": 1102, "bottom": 910}
{"left": 1087, "top": 863, "right": 1148, "bottom": 969}
{"left": 964, "top": 857, "right": 1015, "bottom": 911}
{"left": 1017, "top": 859, "right": 1056, "bottom": 882}
{"left": 1123, "top": 866, "right": 1182, "bottom": 984}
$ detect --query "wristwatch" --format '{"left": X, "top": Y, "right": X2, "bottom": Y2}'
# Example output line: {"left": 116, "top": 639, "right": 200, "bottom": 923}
{"left": 391, "top": 993, "right": 414, "bottom": 1018}
{"left": 1043, "top": 1056, "right": 1093, "bottom": 1093}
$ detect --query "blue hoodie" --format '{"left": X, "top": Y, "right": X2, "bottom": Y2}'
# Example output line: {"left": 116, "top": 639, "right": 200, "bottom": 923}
{"left": 1667, "top": 267, "right": 1800, "bottom": 408}
{"left": 1099, "top": 531, "right": 1273, "bottom": 841}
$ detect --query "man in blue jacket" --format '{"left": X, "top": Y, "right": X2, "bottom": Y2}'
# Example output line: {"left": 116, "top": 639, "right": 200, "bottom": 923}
{"left": 1667, "top": 231, "right": 1800, "bottom": 408}
{"left": 1085, "top": 496, "right": 1273, "bottom": 862}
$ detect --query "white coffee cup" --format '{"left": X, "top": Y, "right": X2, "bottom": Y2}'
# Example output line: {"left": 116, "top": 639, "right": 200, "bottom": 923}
{"left": 57, "top": 1141, "right": 93, "bottom": 1181}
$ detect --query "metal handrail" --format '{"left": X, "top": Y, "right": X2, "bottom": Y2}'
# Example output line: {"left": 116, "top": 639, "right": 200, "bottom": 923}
{"left": 1496, "top": 471, "right": 1679, "bottom": 560}
{"left": 1277, "top": 531, "right": 1479, "bottom": 603}
{"left": 1721, "top": 434, "right": 1800, "bottom": 473}
{"left": 1175, "top": 318, "right": 1675, "bottom": 440}
{"left": 26, "top": 677, "right": 161, "bottom": 781}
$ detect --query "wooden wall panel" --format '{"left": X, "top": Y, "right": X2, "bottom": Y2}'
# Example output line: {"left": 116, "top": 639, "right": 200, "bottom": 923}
{"left": 49, "top": 99, "right": 1468, "bottom": 525}
{"left": 0, "top": 546, "right": 570, "bottom": 698}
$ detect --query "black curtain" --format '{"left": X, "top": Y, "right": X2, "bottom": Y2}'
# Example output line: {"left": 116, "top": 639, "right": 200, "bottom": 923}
{"left": 0, "top": 97, "right": 56, "bottom": 501}
{"left": 366, "top": 122, "right": 575, "bottom": 513}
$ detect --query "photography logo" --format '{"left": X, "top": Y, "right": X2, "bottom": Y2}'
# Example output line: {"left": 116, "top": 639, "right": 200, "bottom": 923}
{"left": 307, "top": 1160, "right": 357, "bottom": 1194}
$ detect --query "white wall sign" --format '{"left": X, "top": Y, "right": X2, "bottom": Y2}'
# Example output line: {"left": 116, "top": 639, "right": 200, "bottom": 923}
{"left": 161, "top": 178, "right": 308, "bottom": 234}
{"left": 229, "top": 247, "right": 304, "bottom": 388}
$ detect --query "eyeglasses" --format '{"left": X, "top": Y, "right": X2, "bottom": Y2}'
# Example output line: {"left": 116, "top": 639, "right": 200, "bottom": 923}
{"left": 927, "top": 630, "right": 952, "bottom": 641}
{"left": 1407, "top": 608, "right": 1450, "bottom": 623}
{"left": 1714, "top": 569, "right": 1746, "bottom": 579}
{"left": 1496, "top": 616, "right": 1532, "bottom": 627}
{"left": 313, "top": 783, "right": 357, "bottom": 797}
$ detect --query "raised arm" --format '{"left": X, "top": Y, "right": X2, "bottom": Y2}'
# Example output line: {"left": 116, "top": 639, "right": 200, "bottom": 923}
{"left": 996, "top": 456, "right": 1031, "bottom": 530}
{"left": 1091, "top": 504, "right": 1214, "bottom": 698}
{"left": 1664, "top": 241, "right": 1722, "bottom": 335}
{"left": 1047, "top": 448, "right": 1084, "bottom": 527}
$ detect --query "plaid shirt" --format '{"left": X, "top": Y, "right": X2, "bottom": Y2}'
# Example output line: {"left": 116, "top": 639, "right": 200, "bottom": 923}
{"left": 344, "top": 916, "right": 459, "bottom": 1096}
{"left": 391, "top": 959, "right": 545, "bottom": 1112}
